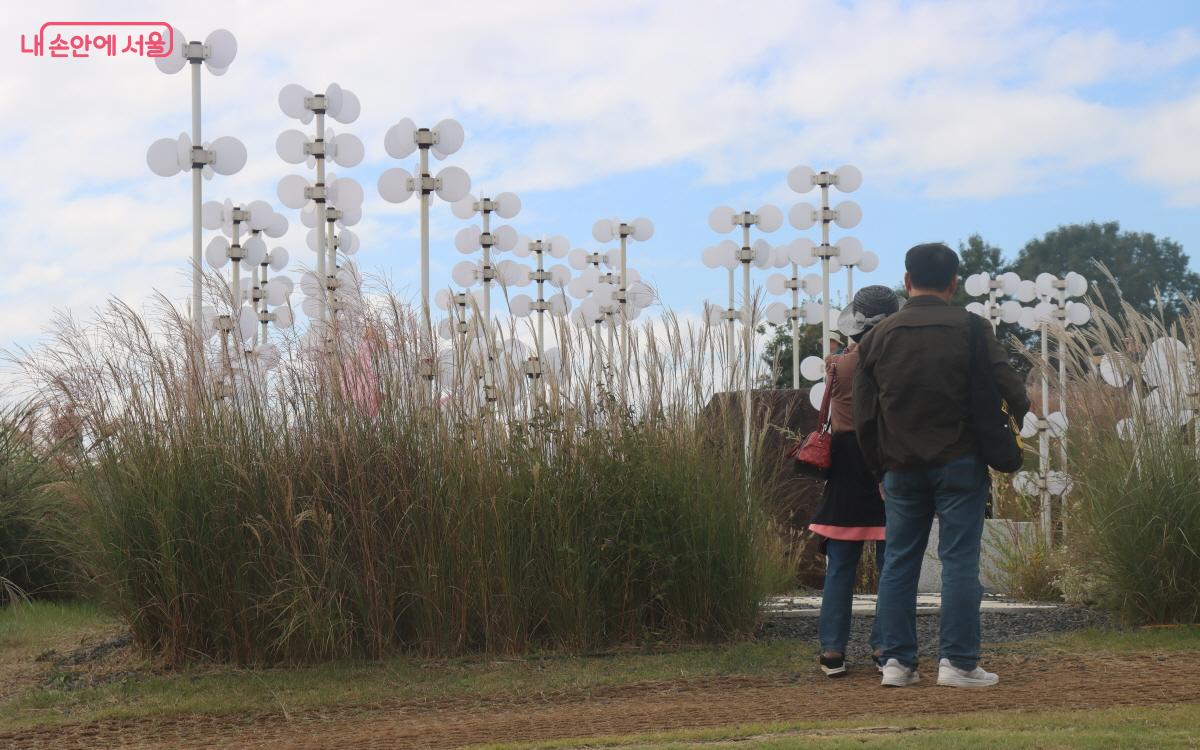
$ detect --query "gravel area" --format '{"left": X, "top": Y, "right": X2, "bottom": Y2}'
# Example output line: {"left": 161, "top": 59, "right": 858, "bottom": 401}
{"left": 757, "top": 603, "right": 1112, "bottom": 663}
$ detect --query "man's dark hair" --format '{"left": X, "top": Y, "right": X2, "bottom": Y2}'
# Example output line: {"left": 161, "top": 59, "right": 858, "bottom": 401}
{"left": 905, "top": 243, "right": 960, "bottom": 291}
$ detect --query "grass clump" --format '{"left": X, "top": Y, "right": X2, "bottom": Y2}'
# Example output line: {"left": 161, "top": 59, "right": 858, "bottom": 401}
{"left": 985, "top": 517, "right": 1061, "bottom": 602}
{"left": 15, "top": 295, "right": 791, "bottom": 664}
{"left": 1056, "top": 290, "right": 1200, "bottom": 625}
{"left": 0, "top": 404, "right": 76, "bottom": 604}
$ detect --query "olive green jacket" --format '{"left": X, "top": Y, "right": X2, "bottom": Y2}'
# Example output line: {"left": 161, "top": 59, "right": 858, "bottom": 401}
{"left": 852, "top": 295, "right": 1030, "bottom": 474}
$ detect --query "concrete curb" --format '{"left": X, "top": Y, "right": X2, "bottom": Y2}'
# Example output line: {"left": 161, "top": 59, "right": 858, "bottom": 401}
{"left": 764, "top": 593, "right": 1061, "bottom": 618}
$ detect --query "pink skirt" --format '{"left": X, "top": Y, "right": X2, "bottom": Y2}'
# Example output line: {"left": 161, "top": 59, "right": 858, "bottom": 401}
{"left": 809, "top": 523, "right": 885, "bottom": 541}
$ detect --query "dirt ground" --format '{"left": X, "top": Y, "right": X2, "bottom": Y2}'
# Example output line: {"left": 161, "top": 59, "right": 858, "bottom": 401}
{"left": 2, "top": 650, "right": 1198, "bottom": 749}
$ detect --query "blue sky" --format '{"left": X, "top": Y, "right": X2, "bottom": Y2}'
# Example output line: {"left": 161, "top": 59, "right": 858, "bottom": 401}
{"left": 2, "top": 0, "right": 1199, "bottom": 361}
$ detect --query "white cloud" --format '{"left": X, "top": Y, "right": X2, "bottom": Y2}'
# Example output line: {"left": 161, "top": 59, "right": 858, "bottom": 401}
{"left": 1128, "top": 91, "right": 1200, "bottom": 206}
{"left": 0, "top": 0, "right": 1198, "bottom": 353}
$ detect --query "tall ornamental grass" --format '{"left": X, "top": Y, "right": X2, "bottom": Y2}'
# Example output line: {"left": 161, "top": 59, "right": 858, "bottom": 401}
{"left": 1058, "top": 293, "right": 1200, "bottom": 625}
{"left": 0, "top": 404, "right": 74, "bottom": 603}
{"left": 17, "top": 294, "right": 791, "bottom": 664}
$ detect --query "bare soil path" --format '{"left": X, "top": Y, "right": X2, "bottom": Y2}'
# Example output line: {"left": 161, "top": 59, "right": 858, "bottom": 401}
{"left": 2, "top": 651, "right": 1197, "bottom": 749}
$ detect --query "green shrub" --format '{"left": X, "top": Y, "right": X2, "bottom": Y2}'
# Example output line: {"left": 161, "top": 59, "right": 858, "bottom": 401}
{"left": 0, "top": 406, "right": 72, "bottom": 603}
{"left": 1068, "top": 412, "right": 1200, "bottom": 624}
{"left": 1060, "top": 296, "right": 1200, "bottom": 625}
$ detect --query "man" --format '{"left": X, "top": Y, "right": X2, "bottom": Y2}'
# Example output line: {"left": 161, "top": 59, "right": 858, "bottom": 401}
{"left": 852, "top": 243, "right": 1029, "bottom": 689}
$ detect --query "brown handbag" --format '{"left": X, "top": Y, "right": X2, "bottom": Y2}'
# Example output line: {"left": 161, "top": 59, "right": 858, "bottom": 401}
{"left": 789, "top": 366, "right": 835, "bottom": 471}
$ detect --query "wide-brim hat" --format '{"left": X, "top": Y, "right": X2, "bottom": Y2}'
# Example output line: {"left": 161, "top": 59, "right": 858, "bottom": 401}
{"left": 837, "top": 285, "right": 900, "bottom": 337}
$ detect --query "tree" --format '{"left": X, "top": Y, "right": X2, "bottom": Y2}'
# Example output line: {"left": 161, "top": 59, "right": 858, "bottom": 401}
{"left": 951, "top": 234, "right": 1026, "bottom": 370}
{"left": 759, "top": 235, "right": 1011, "bottom": 388}
{"left": 759, "top": 323, "right": 824, "bottom": 388}
{"left": 950, "top": 234, "right": 1006, "bottom": 308}
{"left": 756, "top": 224, "right": 1198, "bottom": 389}
{"left": 1010, "top": 222, "right": 1200, "bottom": 323}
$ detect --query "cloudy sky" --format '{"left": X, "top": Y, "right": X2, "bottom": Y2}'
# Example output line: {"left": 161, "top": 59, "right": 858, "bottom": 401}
{"left": 2, "top": 0, "right": 1199, "bottom": 359}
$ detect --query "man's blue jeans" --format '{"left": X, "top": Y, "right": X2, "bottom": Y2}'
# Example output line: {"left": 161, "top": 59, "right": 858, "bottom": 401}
{"left": 876, "top": 454, "right": 989, "bottom": 670}
{"left": 819, "top": 539, "right": 885, "bottom": 655}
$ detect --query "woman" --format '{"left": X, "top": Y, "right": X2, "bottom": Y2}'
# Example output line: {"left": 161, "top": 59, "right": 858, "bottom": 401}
{"left": 810, "top": 285, "right": 899, "bottom": 677}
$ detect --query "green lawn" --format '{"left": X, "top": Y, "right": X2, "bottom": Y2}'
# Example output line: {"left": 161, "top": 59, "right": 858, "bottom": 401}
{"left": 0, "top": 601, "right": 814, "bottom": 729}
{"left": 1, "top": 601, "right": 1198, "bottom": 746}
{"left": 0, "top": 600, "right": 113, "bottom": 652}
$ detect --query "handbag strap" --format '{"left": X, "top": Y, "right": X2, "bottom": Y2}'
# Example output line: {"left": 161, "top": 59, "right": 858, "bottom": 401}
{"left": 968, "top": 312, "right": 1001, "bottom": 400}
{"left": 968, "top": 309, "right": 1020, "bottom": 437}
{"left": 967, "top": 313, "right": 980, "bottom": 393}
{"left": 817, "top": 358, "right": 837, "bottom": 428}
{"left": 967, "top": 312, "right": 982, "bottom": 369}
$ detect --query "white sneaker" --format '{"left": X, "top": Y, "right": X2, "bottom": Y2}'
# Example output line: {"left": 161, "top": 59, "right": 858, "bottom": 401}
{"left": 937, "top": 658, "right": 999, "bottom": 687}
{"left": 880, "top": 658, "right": 920, "bottom": 687}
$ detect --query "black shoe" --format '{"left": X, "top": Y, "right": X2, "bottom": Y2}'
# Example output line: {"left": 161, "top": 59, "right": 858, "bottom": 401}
{"left": 819, "top": 654, "right": 847, "bottom": 677}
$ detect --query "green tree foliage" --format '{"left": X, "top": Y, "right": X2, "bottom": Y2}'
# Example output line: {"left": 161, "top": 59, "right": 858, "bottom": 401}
{"left": 760, "top": 234, "right": 1013, "bottom": 388}
{"left": 759, "top": 323, "right": 824, "bottom": 388}
{"left": 951, "top": 234, "right": 1006, "bottom": 307}
{"left": 758, "top": 223, "right": 1196, "bottom": 389}
{"left": 953, "top": 234, "right": 1026, "bottom": 370}
{"left": 1010, "top": 222, "right": 1200, "bottom": 323}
